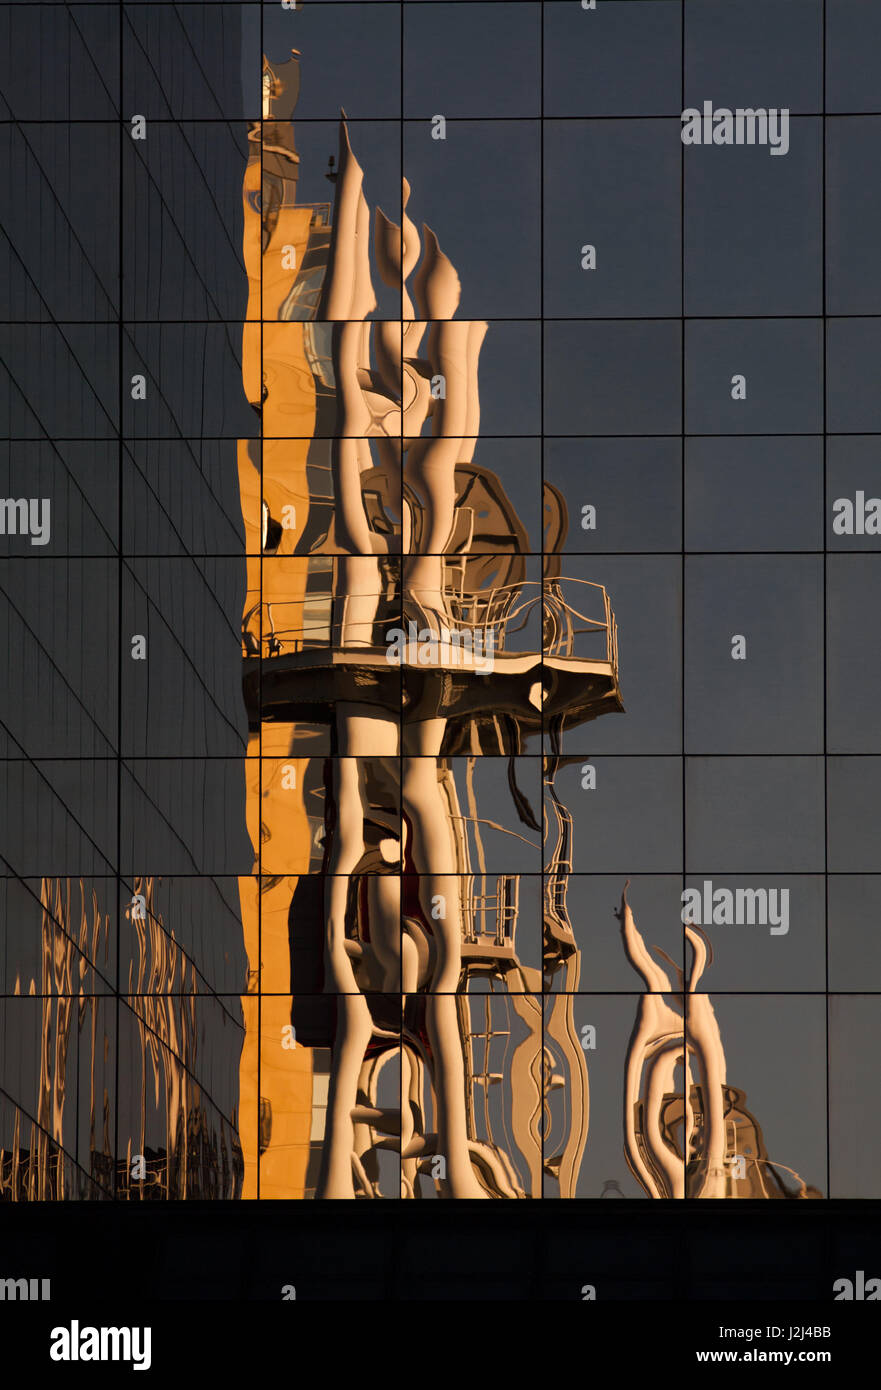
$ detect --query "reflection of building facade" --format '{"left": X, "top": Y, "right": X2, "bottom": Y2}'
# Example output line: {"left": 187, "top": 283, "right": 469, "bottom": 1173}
{"left": 241, "top": 48, "right": 623, "bottom": 1198}
{"left": 0, "top": 28, "right": 825, "bottom": 1206}
{"left": 618, "top": 885, "right": 821, "bottom": 1199}
{"left": 1, "top": 877, "right": 243, "bottom": 1200}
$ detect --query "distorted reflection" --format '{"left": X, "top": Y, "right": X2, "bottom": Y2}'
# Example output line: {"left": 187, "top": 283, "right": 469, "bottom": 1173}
{"left": 618, "top": 884, "right": 821, "bottom": 1199}
{"left": 237, "top": 49, "right": 622, "bottom": 1198}
{"left": 0, "top": 41, "right": 820, "bottom": 1204}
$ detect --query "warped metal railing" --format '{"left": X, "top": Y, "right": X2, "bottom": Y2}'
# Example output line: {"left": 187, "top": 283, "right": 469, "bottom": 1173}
{"left": 243, "top": 561, "right": 618, "bottom": 669}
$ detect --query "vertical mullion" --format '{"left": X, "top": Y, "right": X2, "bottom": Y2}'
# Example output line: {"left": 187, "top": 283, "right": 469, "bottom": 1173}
{"left": 539, "top": 0, "right": 545, "bottom": 1220}
{"left": 256, "top": 0, "right": 264, "bottom": 1204}
{"left": 680, "top": 0, "right": 687, "bottom": 1217}
{"left": 822, "top": 0, "right": 830, "bottom": 1204}
{"left": 113, "top": 0, "right": 124, "bottom": 1203}
{"left": 399, "top": 0, "right": 404, "bottom": 1218}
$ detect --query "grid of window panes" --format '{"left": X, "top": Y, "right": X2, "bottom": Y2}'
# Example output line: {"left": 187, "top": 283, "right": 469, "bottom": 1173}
{"left": 1, "top": 1, "right": 880, "bottom": 1220}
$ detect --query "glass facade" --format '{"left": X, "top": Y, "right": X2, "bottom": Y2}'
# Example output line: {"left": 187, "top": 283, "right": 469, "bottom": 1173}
{"left": 2, "top": 0, "right": 880, "bottom": 1243}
